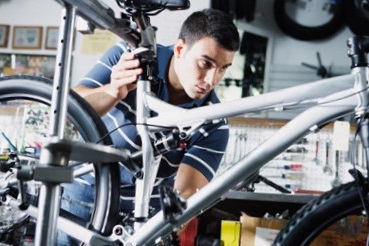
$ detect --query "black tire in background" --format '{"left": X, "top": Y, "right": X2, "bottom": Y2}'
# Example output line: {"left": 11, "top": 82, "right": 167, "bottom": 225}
{"left": 0, "top": 75, "right": 120, "bottom": 237}
{"left": 274, "top": 0, "right": 345, "bottom": 40}
{"left": 343, "top": 0, "right": 369, "bottom": 36}
{"left": 272, "top": 180, "right": 366, "bottom": 245}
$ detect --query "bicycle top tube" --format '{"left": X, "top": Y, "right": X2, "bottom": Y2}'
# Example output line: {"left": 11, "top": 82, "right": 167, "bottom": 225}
{"left": 147, "top": 73, "right": 356, "bottom": 129}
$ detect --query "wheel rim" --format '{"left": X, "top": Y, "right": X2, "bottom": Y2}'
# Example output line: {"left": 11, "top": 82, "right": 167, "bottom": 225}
{"left": 0, "top": 75, "right": 120, "bottom": 239}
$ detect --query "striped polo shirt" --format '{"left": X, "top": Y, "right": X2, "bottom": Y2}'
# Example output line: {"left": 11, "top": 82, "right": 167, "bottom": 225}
{"left": 78, "top": 41, "right": 229, "bottom": 211}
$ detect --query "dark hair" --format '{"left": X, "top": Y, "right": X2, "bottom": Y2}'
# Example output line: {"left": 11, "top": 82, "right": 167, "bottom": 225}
{"left": 178, "top": 8, "right": 240, "bottom": 51}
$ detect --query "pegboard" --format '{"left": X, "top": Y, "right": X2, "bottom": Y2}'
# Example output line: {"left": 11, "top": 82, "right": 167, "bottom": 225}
{"left": 217, "top": 118, "right": 364, "bottom": 194}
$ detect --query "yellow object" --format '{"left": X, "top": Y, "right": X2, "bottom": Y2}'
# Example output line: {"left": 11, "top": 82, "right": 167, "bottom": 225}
{"left": 221, "top": 220, "right": 241, "bottom": 246}
{"left": 81, "top": 29, "right": 117, "bottom": 54}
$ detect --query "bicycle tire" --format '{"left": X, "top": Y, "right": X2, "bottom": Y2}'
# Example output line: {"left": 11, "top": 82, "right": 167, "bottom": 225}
{"left": 343, "top": 0, "right": 369, "bottom": 36}
{"left": 274, "top": 0, "right": 345, "bottom": 41}
{"left": 273, "top": 180, "right": 367, "bottom": 245}
{"left": 0, "top": 75, "right": 120, "bottom": 238}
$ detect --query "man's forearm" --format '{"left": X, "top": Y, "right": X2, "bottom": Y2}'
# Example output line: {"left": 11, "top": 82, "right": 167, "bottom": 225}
{"left": 73, "top": 85, "right": 121, "bottom": 116}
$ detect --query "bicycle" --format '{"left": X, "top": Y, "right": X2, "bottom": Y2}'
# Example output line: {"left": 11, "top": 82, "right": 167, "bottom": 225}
{"left": 1, "top": 0, "right": 369, "bottom": 245}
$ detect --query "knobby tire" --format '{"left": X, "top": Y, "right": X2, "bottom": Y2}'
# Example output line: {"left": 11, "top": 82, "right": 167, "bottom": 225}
{"left": 0, "top": 75, "right": 120, "bottom": 238}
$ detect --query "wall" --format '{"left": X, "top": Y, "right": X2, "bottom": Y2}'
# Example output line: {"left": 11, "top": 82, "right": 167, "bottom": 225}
{"left": 238, "top": 0, "right": 354, "bottom": 69}
{"left": 0, "top": 0, "right": 209, "bottom": 83}
{"left": 0, "top": 0, "right": 60, "bottom": 55}
{"left": 0, "top": 0, "right": 357, "bottom": 100}
{"left": 71, "top": 0, "right": 210, "bottom": 83}
{"left": 233, "top": 0, "right": 356, "bottom": 119}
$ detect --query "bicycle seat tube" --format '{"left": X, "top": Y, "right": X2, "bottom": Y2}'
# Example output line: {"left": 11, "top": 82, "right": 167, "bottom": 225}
{"left": 132, "top": 11, "right": 160, "bottom": 230}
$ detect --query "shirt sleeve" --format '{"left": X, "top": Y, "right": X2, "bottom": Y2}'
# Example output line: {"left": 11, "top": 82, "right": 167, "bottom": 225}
{"left": 181, "top": 120, "right": 229, "bottom": 181}
{"left": 78, "top": 41, "right": 130, "bottom": 88}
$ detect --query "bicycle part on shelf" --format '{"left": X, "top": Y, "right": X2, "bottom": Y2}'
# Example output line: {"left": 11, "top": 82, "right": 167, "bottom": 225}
{"left": 314, "top": 139, "right": 320, "bottom": 165}
{"left": 301, "top": 52, "right": 332, "bottom": 78}
{"left": 273, "top": 0, "right": 345, "bottom": 40}
{"left": 255, "top": 175, "right": 292, "bottom": 194}
{"left": 0, "top": 75, "right": 120, "bottom": 243}
{"left": 331, "top": 150, "right": 341, "bottom": 187}
{"left": 323, "top": 140, "right": 333, "bottom": 175}
{"left": 0, "top": 153, "right": 19, "bottom": 172}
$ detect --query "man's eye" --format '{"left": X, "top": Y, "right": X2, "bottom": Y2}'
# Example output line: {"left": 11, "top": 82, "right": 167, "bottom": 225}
{"left": 198, "top": 60, "right": 211, "bottom": 69}
{"left": 219, "top": 67, "right": 227, "bottom": 73}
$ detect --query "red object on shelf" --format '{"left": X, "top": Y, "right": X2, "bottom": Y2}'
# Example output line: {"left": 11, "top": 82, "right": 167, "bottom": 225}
{"left": 179, "top": 217, "right": 199, "bottom": 246}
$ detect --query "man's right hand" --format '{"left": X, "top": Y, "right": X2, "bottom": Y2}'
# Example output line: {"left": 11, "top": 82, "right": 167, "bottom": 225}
{"left": 108, "top": 52, "right": 143, "bottom": 100}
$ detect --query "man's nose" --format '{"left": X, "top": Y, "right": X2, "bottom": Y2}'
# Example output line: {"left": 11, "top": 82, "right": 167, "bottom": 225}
{"left": 204, "top": 69, "right": 217, "bottom": 87}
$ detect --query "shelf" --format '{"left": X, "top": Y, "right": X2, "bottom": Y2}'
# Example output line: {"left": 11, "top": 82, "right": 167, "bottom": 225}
{"left": 222, "top": 190, "right": 318, "bottom": 204}
{"left": 213, "top": 190, "right": 319, "bottom": 218}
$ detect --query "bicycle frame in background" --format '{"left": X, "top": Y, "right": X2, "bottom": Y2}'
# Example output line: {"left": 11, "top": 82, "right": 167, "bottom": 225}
{"left": 13, "top": 0, "right": 369, "bottom": 245}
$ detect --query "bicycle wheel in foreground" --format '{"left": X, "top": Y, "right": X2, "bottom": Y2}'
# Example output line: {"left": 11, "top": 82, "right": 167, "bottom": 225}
{"left": 273, "top": 179, "right": 368, "bottom": 245}
{"left": 0, "top": 75, "right": 120, "bottom": 243}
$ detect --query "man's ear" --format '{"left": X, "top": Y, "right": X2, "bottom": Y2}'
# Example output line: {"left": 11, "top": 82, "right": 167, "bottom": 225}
{"left": 174, "top": 39, "right": 186, "bottom": 58}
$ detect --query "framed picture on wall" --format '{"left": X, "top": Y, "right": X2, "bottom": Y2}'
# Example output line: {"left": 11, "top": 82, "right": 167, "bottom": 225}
{"left": 45, "top": 26, "right": 59, "bottom": 49}
{"left": 0, "top": 25, "right": 10, "bottom": 48}
{"left": 12, "top": 26, "right": 43, "bottom": 49}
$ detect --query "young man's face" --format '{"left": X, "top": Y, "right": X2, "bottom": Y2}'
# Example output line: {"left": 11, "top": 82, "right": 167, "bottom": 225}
{"left": 173, "top": 36, "right": 236, "bottom": 100}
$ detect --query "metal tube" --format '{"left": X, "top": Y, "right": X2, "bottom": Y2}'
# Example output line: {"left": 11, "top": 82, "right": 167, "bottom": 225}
{"left": 127, "top": 94, "right": 357, "bottom": 245}
{"left": 34, "top": 4, "right": 76, "bottom": 245}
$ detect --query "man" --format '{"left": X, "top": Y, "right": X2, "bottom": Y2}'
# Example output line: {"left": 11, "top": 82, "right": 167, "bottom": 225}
{"left": 62, "top": 7, "right": 240, "bottom": 244}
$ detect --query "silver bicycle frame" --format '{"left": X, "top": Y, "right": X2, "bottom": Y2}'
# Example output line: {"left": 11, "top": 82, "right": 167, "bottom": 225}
{"left": 22, "top": 0, "right": 369, "bottom": 245}
{"left": 124, "top": 73, "right": 360, "bottom": 245}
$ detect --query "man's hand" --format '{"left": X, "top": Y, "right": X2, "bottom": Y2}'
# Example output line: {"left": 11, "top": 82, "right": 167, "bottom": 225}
{"left": 73, "top": 52, "right": 143, "bottom": 116}
{"left": 108, "top": 52, "right": 143, "bottom": 100}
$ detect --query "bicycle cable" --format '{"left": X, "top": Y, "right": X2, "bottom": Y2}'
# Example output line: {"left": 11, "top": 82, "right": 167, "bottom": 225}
{"left": 96, "top": 122, "right": 175, "bottom": 144}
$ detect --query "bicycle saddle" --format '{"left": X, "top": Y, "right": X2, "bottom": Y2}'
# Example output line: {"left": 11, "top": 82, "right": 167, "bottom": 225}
{"left": 116, "top": 0, "right": 190, "bottom": 12}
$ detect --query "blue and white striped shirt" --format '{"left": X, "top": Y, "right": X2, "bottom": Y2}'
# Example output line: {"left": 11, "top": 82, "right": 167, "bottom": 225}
{"left": 79, "top": 41, "right": 229, "bottom": 211}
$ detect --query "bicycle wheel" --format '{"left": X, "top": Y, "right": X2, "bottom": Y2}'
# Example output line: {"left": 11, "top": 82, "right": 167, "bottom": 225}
{"left": 343, "top": 0, "right": 369, "bottom": 36}
{"left": 273, "top": 180, "right": 367, "bottom": 245}
{"left": 274, "top": 0, "right": 345, "bottom": 40}
{"left": 0, "top": 75, "right": 120, "bottom": 239}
